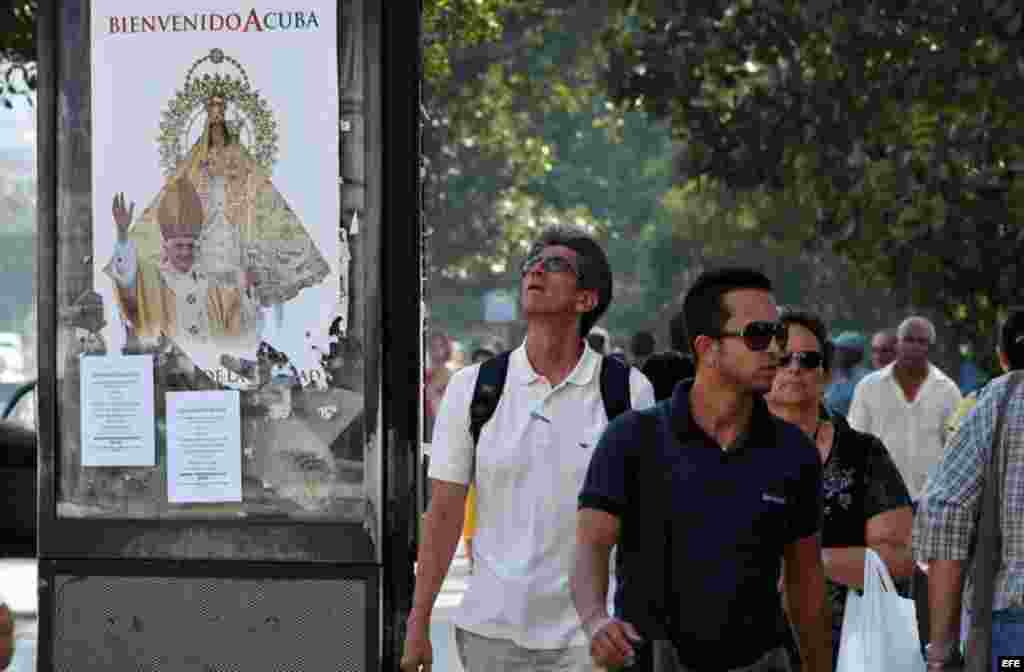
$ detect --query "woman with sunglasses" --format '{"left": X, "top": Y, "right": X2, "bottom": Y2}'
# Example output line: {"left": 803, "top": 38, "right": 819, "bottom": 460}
{"left": 766, "top": 309, "right": 914, "bottom": 670}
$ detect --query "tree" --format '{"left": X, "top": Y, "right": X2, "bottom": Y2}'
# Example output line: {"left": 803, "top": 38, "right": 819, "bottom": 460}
{"left": 423, "top": 1, "right": 719, "bottom": 344}
{"left": 422, "top": 1, "right": 623, "bottom": 285}
{"left": 603, "top": 0, "right": 1024, "bottom": 361}
{"left": 0, "top": 1, "right": 35, "bottom": 108}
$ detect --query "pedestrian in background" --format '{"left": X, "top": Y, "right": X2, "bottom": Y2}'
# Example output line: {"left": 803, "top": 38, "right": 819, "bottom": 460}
{"left": 946, "top": 309, "right": 1024, "bottom": 439}
{"left": 848, "top": 316, "right": 962, "bottom": 499}
{"left": 629, "top": 330, "right": 657, "bottom": 369}
{"left": 823, "top": 331, "right": 868, "bottom": 419}
{"left": 869, "top": 328, "right": 898, "bottom": 370}
{"left": 424, "top": 330, "right": 453, "bottom": 443}
{"left": 573, "top": 268, "right": 830, "bottom": 672}
{"left": 766, "top": 309, "right": 912, "bottom": 670}
{"left": 640, "top": 350, "right": 696, "bottom": 402}
{"left": 401, "top": 224, "right": 654, "bottom": 672}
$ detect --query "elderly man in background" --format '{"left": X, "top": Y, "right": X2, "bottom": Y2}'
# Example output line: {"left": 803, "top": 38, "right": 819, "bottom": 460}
{"left": 848, "top": 316, "right": 962, "bottom": 500}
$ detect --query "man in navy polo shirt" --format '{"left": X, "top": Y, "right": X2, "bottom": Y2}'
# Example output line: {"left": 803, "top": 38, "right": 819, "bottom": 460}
{"left": 571, "top": 268, "right": 830, "bottom": 672}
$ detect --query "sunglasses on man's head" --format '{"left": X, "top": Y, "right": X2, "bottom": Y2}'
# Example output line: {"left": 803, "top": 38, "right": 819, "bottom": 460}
{"left": 520, "top": 254, "right": 579, "bottom": 278}
{"left": 780, "top": 351, "right": 825, "bottom": 370}
{"left": 713, "top": 320, "right": 787, "bottom": 352}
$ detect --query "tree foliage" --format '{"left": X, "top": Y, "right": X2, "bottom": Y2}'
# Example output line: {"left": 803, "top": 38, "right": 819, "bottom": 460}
{"left": 421, "top": 1, "right": 674, "bottom": 290}
{"left": 420, "top": 0, "right": 916, "bottom": 352}
{"left": 0, "top": 0, "right": 36, "bottom": 109}
{"left": 604, "top": 0, "right": 1024, "bottom": 350}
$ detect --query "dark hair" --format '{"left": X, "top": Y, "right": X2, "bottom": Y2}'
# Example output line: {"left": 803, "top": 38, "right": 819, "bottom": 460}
{"left": 1000, "top": 308, "right": 1024, "bottom": 370}
{"left": 527, "top": 225, "right": 613, "bottom": 336}
{"left": 681, "top": 267, "right": 773, "bottom": 357}
{"left": 630, "top": 331, "right": 656, "bottom": 359}
{"left": 641, "top": 350, "right": 696, "bottom": 401}
{"left": 779, "top": 308, "right": 833, "bottom": 373}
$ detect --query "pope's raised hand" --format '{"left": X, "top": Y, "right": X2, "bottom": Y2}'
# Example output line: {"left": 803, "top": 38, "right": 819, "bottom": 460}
{"left": 112, "top": 192, "right": 135, "bottom": 242}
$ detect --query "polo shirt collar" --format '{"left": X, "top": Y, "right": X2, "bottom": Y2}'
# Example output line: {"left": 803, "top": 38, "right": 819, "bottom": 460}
{"left": 510, "top": 338, "right": 600, "bottom": 387}
{"left": 669, "top": 378, "right": 776, "bottom": 454}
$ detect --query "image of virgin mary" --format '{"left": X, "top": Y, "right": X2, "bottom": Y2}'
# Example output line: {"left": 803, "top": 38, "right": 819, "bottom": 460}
{"left": 125, "top": 54, "right": 331, "bottom": 343}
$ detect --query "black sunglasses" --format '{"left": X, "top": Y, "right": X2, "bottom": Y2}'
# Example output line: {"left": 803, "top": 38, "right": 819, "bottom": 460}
{"left": 780, "top": 351, "right": 824, "bottom": 370}
{"left": 520, "top": 254, "right": 579, "bottom": 278}
{"left": 713, "top": 321, "right": 787, "bottom": 352}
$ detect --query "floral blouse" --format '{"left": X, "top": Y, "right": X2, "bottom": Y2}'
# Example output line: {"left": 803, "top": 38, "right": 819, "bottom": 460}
{"left": 821, "top": 413, "right": 912, "bottom": 632}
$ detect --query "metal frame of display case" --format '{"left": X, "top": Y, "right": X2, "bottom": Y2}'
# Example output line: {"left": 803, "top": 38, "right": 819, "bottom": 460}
{"left": 35, "top": 0, "right": 420, "bottom": 669}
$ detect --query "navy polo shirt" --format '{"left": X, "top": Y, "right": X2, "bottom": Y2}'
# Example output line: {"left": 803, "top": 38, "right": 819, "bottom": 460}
{"left": 579, "top": 380, "right": 822, "bottom": 670}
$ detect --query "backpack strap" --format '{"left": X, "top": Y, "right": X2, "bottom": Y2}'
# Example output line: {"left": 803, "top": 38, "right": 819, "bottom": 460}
{"left": 468, "top": 351, "right": 631, "bottom": 473}
{"left": 600, "top": 355, "right": 632, "bottom": 421}
{"left": 469, "top": 351, "right": 512, "bottom": 447}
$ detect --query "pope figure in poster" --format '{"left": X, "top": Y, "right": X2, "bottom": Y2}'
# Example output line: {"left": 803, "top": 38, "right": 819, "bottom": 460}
{"left": 105, "top": 178, "right": 257, "bottom": 347}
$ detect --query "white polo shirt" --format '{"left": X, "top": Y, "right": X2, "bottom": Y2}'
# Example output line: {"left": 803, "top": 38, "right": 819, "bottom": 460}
{"left": 429, "top": 340, "right": 655, "bottom": 649}
{"left": 847, "top": 362, "right": 962, "bottom": 499}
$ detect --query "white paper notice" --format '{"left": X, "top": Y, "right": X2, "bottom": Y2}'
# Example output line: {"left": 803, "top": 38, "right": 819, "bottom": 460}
{"left": 167, "top": 391, "right": 242, "bottom": 504}
{"left": 81, "top": 355, "right": 156, "bottom": 467}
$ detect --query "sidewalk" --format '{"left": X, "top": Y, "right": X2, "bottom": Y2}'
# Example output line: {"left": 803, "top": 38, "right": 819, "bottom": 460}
{"left": 428, "top": 539, "right": 471, "bottom": 672}
{"left": 0, "top": 550, "right": 472, "bottom": 672}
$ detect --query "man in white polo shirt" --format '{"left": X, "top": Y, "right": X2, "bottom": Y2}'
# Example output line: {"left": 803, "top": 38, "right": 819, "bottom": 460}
{"left": 847, "top": 315, "right": 962, "bottom": 499}
{"left": 400, "top": 224, "right": 655, "bottom": 672}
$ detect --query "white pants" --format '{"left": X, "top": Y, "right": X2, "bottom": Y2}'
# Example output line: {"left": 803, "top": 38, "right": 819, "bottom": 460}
{"left": 455, "top": 627, "right": 593, "bottom": 672}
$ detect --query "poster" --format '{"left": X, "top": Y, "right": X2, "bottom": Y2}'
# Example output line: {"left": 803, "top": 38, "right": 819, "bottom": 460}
{"left": 90, "top": 2, "right": 340, "bottom": 384}
{"left": 167, "top": 390, "right": 243, "bottom": 503}
{"left": 81, "top": 355, "right": 156, "bottom": 467}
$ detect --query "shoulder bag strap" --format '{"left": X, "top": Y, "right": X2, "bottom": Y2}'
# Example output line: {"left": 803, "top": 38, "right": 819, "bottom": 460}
{"left": 468, "top": 351, "right": 512, "bottom": 477}
{"left": 967, "top": 371, "right": 1024, "bottom": 672}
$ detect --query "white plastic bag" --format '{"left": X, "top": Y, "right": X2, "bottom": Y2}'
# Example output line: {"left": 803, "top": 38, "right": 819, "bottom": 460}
{"left": 836, "top": 548, "right": 925, "bottom": 672}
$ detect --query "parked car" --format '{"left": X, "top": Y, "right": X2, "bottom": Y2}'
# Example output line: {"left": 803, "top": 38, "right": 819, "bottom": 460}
{"left": 0, "top": 334, "right": 25, "bottom": 382}
{"left": 0, "top": 381, "right": 36, "bottom": 558}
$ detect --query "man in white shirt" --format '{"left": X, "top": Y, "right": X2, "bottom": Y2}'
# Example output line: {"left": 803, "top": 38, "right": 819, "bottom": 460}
{"left": 400, "top": 225, "right": 655, "bottom": 672}
{"left": 847, "top": 316, "right": 962, "bottom": 499}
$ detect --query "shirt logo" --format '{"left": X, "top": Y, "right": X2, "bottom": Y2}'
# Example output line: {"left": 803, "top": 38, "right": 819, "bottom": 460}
{"left": 762, "top": 493, "right": 786, "bottom": 505}
{"left": 529, "top": 410, "right": 551, "bottom": 424}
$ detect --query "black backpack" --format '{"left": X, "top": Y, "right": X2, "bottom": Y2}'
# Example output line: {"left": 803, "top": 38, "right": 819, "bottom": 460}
{"left": 468, "top": 350, "right": 632, "bottom": 448}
